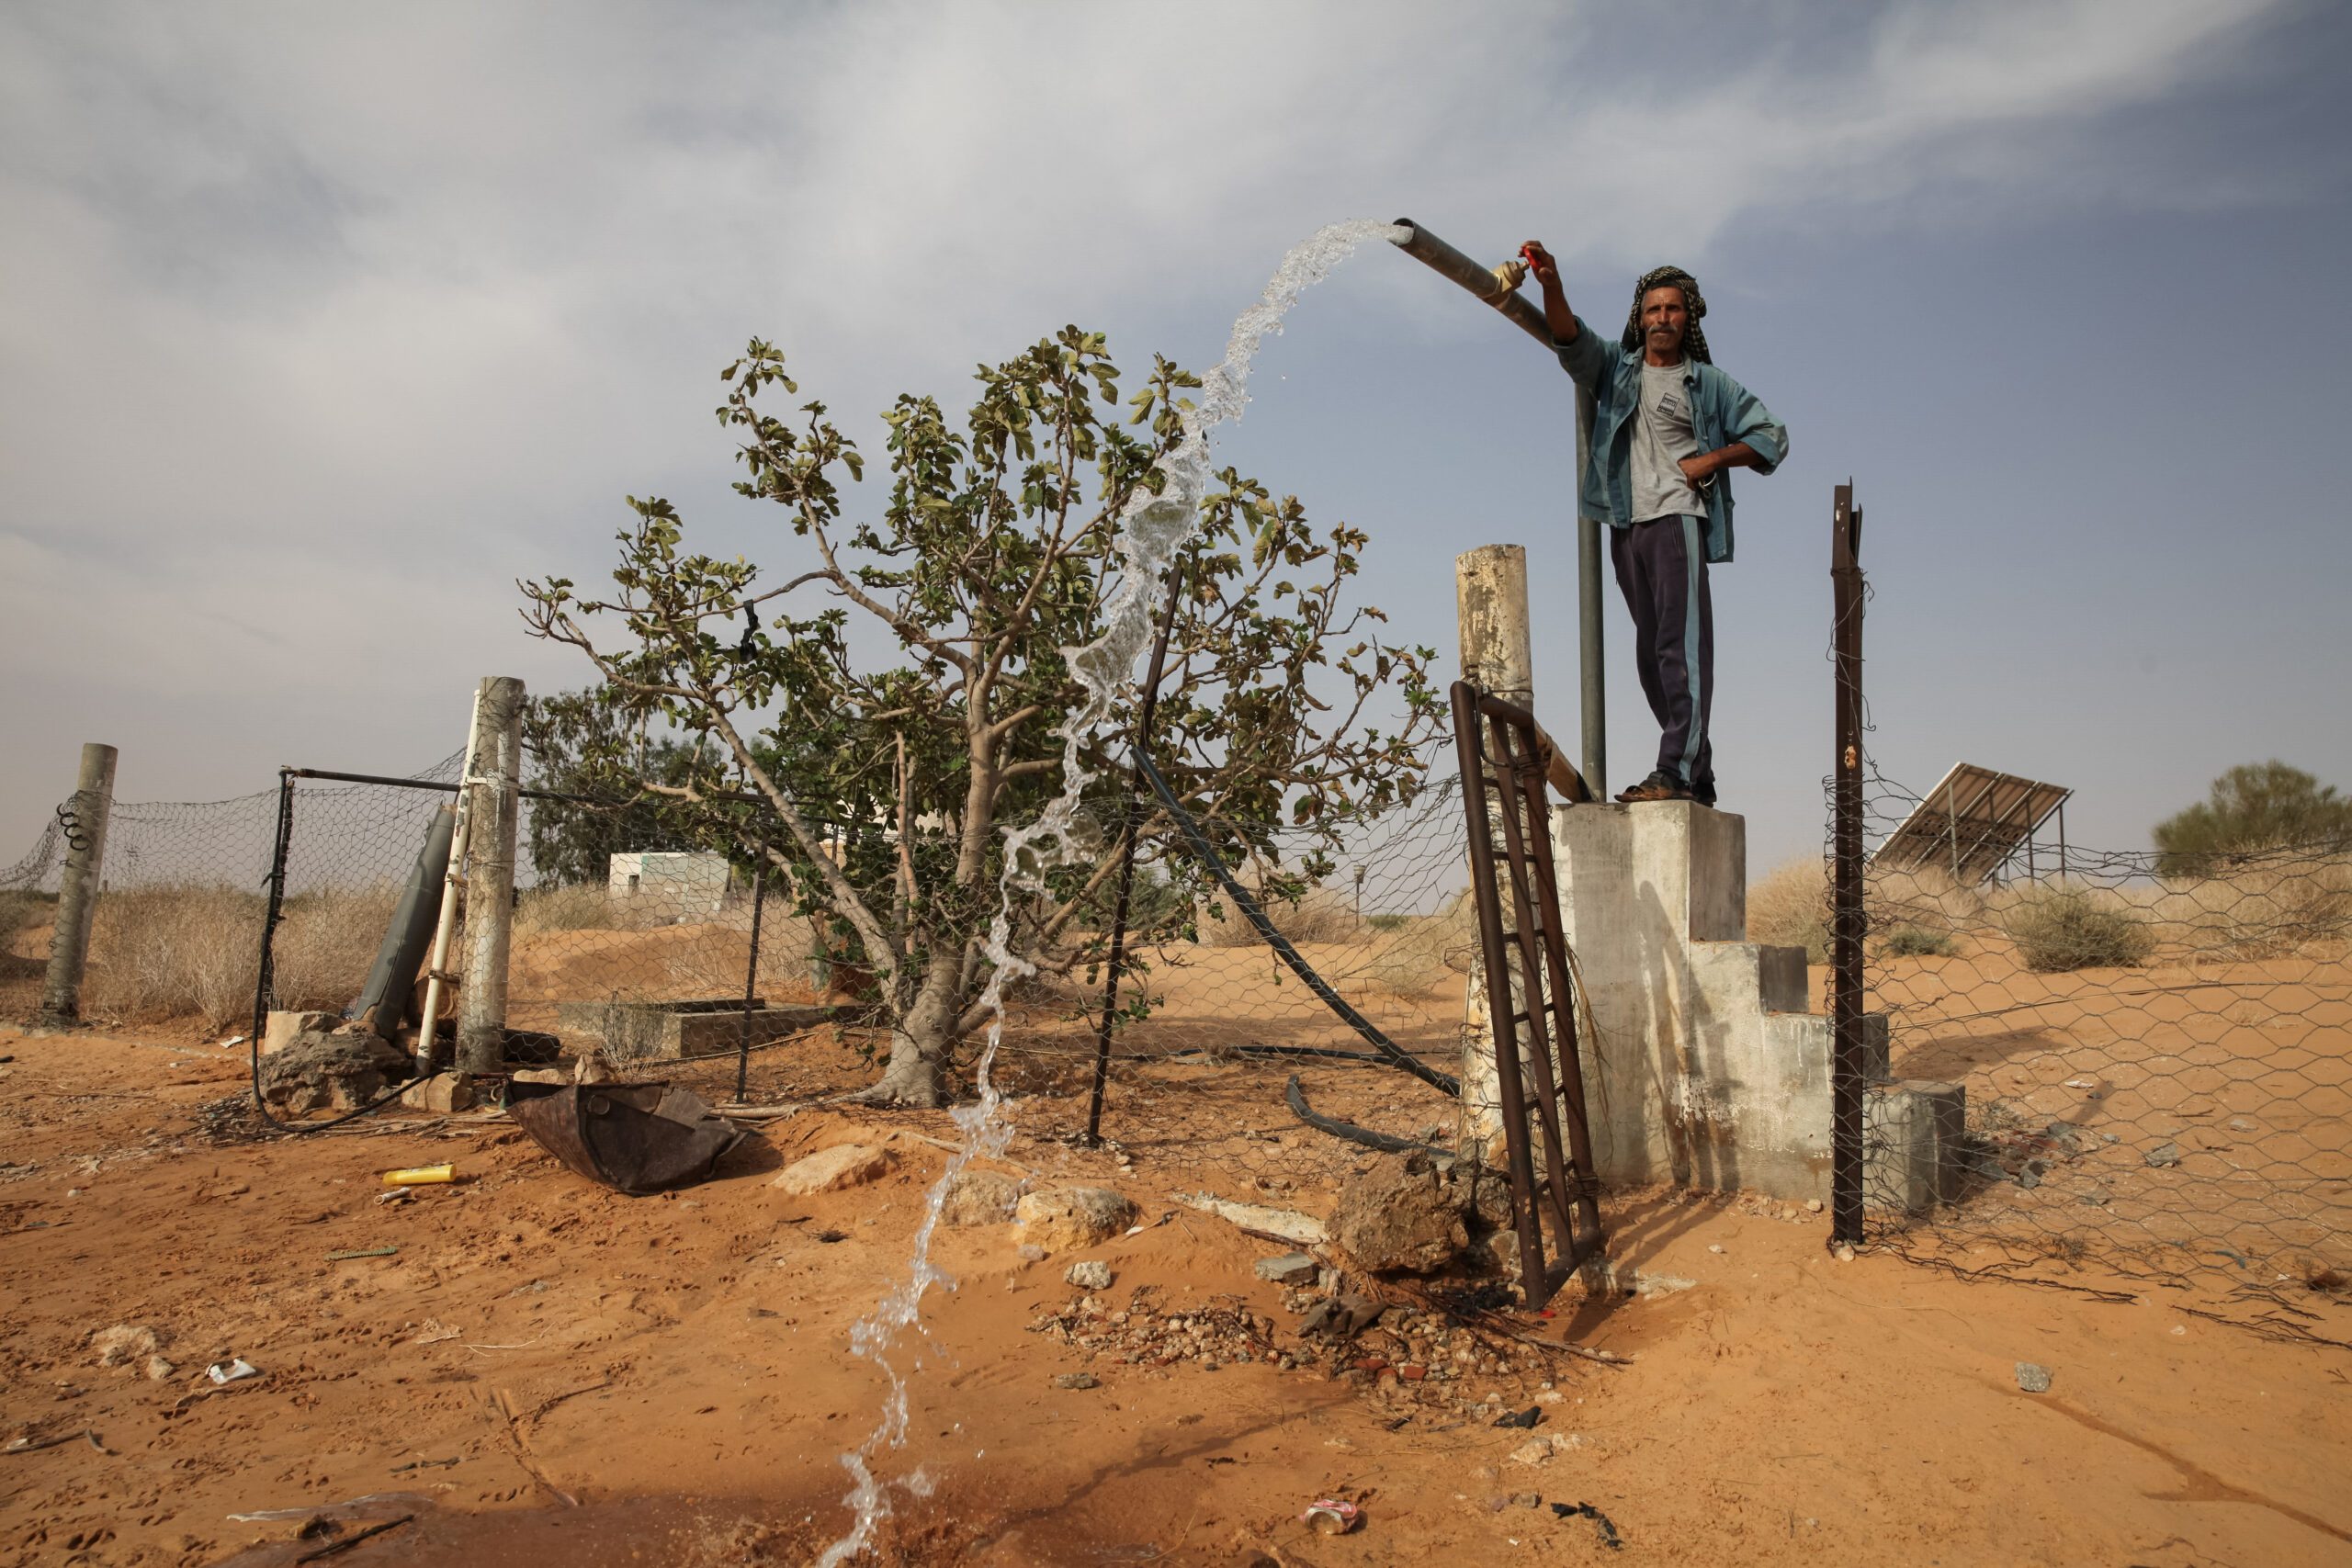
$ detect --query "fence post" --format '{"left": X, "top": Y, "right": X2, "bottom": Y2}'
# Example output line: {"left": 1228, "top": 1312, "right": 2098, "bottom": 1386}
{"left": 1456, "top": 546, "right": 1532, "bottom": 1153}
{"left": 1576, "top": 388, "right": 1606, "bottom": 797}
{"left": 35, "top": 742, "right": 119, "bottom": 1030}
{"left": 457, "top": 677, "right": 525, "bottom": 1077}
{"left": 1829, "top": 484, "right": 1867, "bottom": 1246}
{"left": 1083, "top": 557, "right": 1190, "bottom": 1147}
{"left": 736, "top": 854, "right": 766, "bottom": 1103}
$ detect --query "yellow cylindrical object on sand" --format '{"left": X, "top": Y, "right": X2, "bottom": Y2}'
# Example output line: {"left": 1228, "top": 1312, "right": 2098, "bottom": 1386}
{"left": 382, "top": 1164, "right": 456, "bottom": 1186}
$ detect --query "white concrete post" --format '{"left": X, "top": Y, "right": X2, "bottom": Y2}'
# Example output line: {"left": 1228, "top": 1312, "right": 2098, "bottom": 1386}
{"left": 1456, "top": 547, "right": 1532, "bottom": 1156}
{"left": 36, "top": 742, "right": 118, "bottom": 1029}
{"left": 456, "top": 677, "right": 525, "bottom": 1077}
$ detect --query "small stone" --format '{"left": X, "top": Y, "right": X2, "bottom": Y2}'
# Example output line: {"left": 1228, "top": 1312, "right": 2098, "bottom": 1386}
{"left": 770, "top": 1143, "right": 893, "bottom": 1195}
{"left": 2080, "top": 1187, "right": 2110, "bottom": 1206}
{"left": 2144, "top": 1142, "right": 2182, "bottom": 1168}
{"left": 2229, "top": 1118, "right": 2256, "bottom": 1134}
{"left": 1707, "top": 1244, "right": 1724, "bottom": 1255}
{"left": 398, "top": 1072, "right": 475, "bottom": 1113}
{"left": 1254, "top": 1251, "right": 1318, "bottom": 1285}
{"left": 2016, "top": 1361, "right": 2052, "bottom": 1393}
{"left": 1017, "top": 1244, "right": 1047, "bottom": 1262}
{"left": 1804, "top": 1199, "right": 1824, "bottom": 1213}
{"left": 1064, "top": 1260, "right": 1113, "bottom": 1291}
{"left": 143, "top": 1355, "right": 176, "bottom": 1382}
{"left": 1832, "top": 1243, "right": 1856, "bottom": 1263}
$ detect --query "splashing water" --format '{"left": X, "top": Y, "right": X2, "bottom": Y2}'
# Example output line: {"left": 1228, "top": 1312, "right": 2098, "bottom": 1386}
{"left": 813, "top": 219, "right": 1406, "bottom": 1567}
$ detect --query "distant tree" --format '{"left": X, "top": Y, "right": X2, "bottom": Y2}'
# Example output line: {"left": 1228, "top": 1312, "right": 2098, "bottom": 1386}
{"left": 518, "top": 690, "right": 732, "bottom": 886}
{"left": 520, "top": 330, "right": 1442, "bottom": 1106}
{"left": 2153, "top": 761, "right": 2352, "bottom": 876}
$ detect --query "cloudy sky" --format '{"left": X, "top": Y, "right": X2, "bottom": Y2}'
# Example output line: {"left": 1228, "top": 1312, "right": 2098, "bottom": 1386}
{"left": 4, "top": 0, "right": 2346, "bottom": 875}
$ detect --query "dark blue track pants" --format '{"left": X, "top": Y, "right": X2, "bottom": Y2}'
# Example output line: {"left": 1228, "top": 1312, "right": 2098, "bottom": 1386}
{"left": 1611, "top": 514, "right": 1714, "bottom": 795}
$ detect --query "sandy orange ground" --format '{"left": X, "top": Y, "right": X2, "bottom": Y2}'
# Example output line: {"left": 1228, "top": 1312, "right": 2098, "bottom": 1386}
{"left": 3, "top": 1023, "right": 2349, "bottom": 1568}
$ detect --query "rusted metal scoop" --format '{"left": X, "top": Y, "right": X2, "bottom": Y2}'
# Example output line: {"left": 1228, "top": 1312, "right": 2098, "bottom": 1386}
{"left": 505, "top": 1080, "right": 751, "bottom": 1196}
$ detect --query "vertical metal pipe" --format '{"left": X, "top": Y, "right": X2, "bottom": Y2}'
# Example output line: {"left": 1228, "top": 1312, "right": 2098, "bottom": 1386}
{"left": 2057, "top": 802, "right": 2067, "bottom": 883}
{"left": 457, "top": 676, "right": 526, "bottom": 1077}
{"left": 1829, "top": 483, "right": 1867, "bottom": 1247}
{"left": 736, "top": 853, "right": 766, "bottom": 1103}
{"left": 36, "top": 742, "right": 119, "bottom": 1028}
{"left": 1083, "top": 555, "right": 1190, "bottom": 1146}
{"left": 1577, "top": 394, "right": 1605, "bottom": 797}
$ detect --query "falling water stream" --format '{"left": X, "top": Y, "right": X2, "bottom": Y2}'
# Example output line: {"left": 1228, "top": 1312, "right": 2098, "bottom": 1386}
{"left": 814, "top": 220, "right": 1407, "bottom": 1566}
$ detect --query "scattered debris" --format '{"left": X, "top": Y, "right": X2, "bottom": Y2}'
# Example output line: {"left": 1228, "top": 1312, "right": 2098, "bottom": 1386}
{"left": 327, "top": 1246, "right": 399, "bottom": 1261}
{"left": 207, "top": 1359, "right": 261, "bottom": 1385}
{"left": 2016, "top": 1362, "right": 2052, "bottom": 1393}
{"left": 144, "top": 1356, "right": 175, "bottom": 1382}
{"left": 1493, "top": 1405, "right": 1543, "bottom": 1429}
{"left": 2144, "top": 1142, "right": 2182, "bottom": 1168}
{"left": 1508, "top": 1432, "right": 1583, "bottom": 1465}
{"left": 1052, "top": 1371, "right": 1099, "bottom": 1390}
{"left": 1551, "top": 1500, "right": 1623, "bottom": 1550}
{"left": 1301, "top": 1498, "right": 1361, "bottom": 1536}
{"left": 390, "top": 1456, "right": 460, "bottom": 1473}
{"left": 1171, "top": 1191, "right": 1327, "bottom": 1247}
{"left": 381, "top": 1164, "right": 455, "bottom": 1187}
{"left": 5, "top": 1428, "right": 110, "bottom": 1457}
{"left": 1064, "top": 1260, "right": 1113, "bottom": 1291}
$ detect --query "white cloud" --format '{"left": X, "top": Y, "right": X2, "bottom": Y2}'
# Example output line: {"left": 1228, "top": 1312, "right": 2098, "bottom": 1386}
{"left": 0, "top": 0, "right": 2304, "bottom": 829}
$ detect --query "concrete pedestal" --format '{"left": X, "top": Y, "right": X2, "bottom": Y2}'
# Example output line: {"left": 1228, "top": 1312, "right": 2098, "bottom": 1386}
{"left": 1462, "top": 801, "right": 1950, "bottom": 1210}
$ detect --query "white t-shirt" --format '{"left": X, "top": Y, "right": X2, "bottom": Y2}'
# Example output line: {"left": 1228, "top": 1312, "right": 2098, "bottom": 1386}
{"left": 1631, "top": 358, "right": 1704, "bottom": 525}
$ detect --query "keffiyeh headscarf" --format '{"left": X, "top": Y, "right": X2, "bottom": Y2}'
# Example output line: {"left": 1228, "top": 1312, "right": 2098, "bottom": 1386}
{"left": 1621, "top": 265, "right": 1710, "bottom": 364}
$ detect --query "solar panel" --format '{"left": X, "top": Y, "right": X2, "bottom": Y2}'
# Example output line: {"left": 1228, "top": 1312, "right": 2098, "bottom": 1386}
{"left": 1871, "top": 762, "right": 2072, "bottom": 885}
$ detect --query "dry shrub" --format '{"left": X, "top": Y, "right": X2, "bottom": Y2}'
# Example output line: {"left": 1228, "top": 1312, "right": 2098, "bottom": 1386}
{"left": 1197, "top": 877, "right": 1359, "bottom": 948}
{"left": 1354, "top": 891, "right": 1477, "bottom": 997}
{"left": 1864, "top": 863, "right": 1983, "bottom": 931}
{"left": 273, "top": 886, "right": 401, "bottom": 1012}
{"left": 1747, "top": 858, "right": 1829, "bottom": 963}
{"left": 85, "top": 885, "right": 264, "bottom": 1030}
{"left": 2131, "top": 857, "right": 2352, "bottom": 960}
{"left": 517, "top": 882, "right": 631, "bottom": 935}
{"left": 2001, "top": 886, "right": 2154, "bottom": 973}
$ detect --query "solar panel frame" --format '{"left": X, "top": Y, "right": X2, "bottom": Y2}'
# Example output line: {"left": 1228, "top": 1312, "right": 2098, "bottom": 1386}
{"left": 1870, "top": 761, "right": 2072, "bottom": 885}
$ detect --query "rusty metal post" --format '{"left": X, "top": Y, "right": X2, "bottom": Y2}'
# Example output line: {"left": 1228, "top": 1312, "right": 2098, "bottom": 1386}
{"left": 735, "top": 853, "right": 766, "bottom": 1102}
{"left": 35, "top": 742, "right": 119, "bottom": 1030}
{"left": 1830, "top": 483, "right": 1867, "bottom": 1246}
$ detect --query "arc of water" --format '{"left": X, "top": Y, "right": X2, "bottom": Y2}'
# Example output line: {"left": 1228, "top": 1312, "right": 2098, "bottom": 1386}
{"left": 816, "top": 219, "right": 1406, "bottom": 1568}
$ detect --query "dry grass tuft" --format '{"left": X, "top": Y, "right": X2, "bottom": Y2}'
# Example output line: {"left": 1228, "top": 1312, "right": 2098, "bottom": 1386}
{"left": 1351, "top": 892, "right": 1477, "bottom": 997}
{"left": 83, "top": 883, "right": 399, "bottom": 1030}
{"left": 1747, "top": 858, "right": 1829, "bottom": 964}
{"left": 1197, "top": 878, "right": 1360, "bottom": 948}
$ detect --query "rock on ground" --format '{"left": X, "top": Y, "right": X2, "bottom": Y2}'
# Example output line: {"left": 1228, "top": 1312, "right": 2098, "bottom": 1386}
{"left": 90, "top": 1324, "right": 160, "bottom": 1367}
{"left": 1254, "top": 1252, "right": 1319, "bottom": 1285}
{"left": 257, "top": 1029, "right": 413, "bottom": 1114}
{"left": 1330, "top": 1151, "right": 1469, "bottom": 1274}
{"left": 939, "top": 1168, "right": 1026, "bottom": 1226}
{"left": 2017, "top": 1361, "right": 2053, "bottom": 1393}
{"left": 1065, "top": 1259, "right": 1113, "bottom": 1290}
{"left": 1014, "top": 1187, "right": 1137, "bottom": 1254}
{"left": 770, "top": 1143, "right": 894, "bottom": 1195}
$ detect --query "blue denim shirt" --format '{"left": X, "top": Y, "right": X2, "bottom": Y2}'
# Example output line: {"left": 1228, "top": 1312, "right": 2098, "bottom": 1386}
{"left": 1555, "top": 315, "right": 1788, "bottom": 564}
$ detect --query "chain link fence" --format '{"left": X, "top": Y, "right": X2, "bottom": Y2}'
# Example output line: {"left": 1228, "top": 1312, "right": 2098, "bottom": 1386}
{"left": 1813, "top": 766, "right": 2352, "bottom": 1334}
{"left": 3, "top": 740, "right": 1476, "bottom": 1205}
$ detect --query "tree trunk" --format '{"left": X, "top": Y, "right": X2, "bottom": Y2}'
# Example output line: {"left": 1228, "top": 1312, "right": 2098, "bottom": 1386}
{"left": 862, "top": 965, "right": 961, "bottom": 1108}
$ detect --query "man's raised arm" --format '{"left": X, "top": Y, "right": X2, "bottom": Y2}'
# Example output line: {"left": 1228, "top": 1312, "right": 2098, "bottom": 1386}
{"left": 1525, "top": 240, "right": 1610, "bottom": 392}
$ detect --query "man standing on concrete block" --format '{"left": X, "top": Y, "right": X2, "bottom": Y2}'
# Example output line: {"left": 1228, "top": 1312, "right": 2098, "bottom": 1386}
{"left": 1521, "top": 244, "right": 1788, "bottom": 807}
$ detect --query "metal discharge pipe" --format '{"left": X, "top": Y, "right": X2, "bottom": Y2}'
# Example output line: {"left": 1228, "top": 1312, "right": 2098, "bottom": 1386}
{"left": 1389, "top": 220, "right": 1606, "bottom": 795}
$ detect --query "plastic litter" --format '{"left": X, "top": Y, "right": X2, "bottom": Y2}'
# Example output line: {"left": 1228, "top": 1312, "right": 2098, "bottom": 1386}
{"left": 1301, "top": 1499, "right": 1361, "bottom": 1535}
{"left": 381, "top": 1164, "right": 455, "bottom": 1186}
{"left": 1493, "top": 1405, "right": 1543, "bottom": 1428}
{"left": 206, "top": 1359, "right": 261, "bottom": 1385}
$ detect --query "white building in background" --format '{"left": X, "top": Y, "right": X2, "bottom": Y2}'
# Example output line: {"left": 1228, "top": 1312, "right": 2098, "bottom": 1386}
{"left": 606, "top": 851, "right": 735, "bottom": 916}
